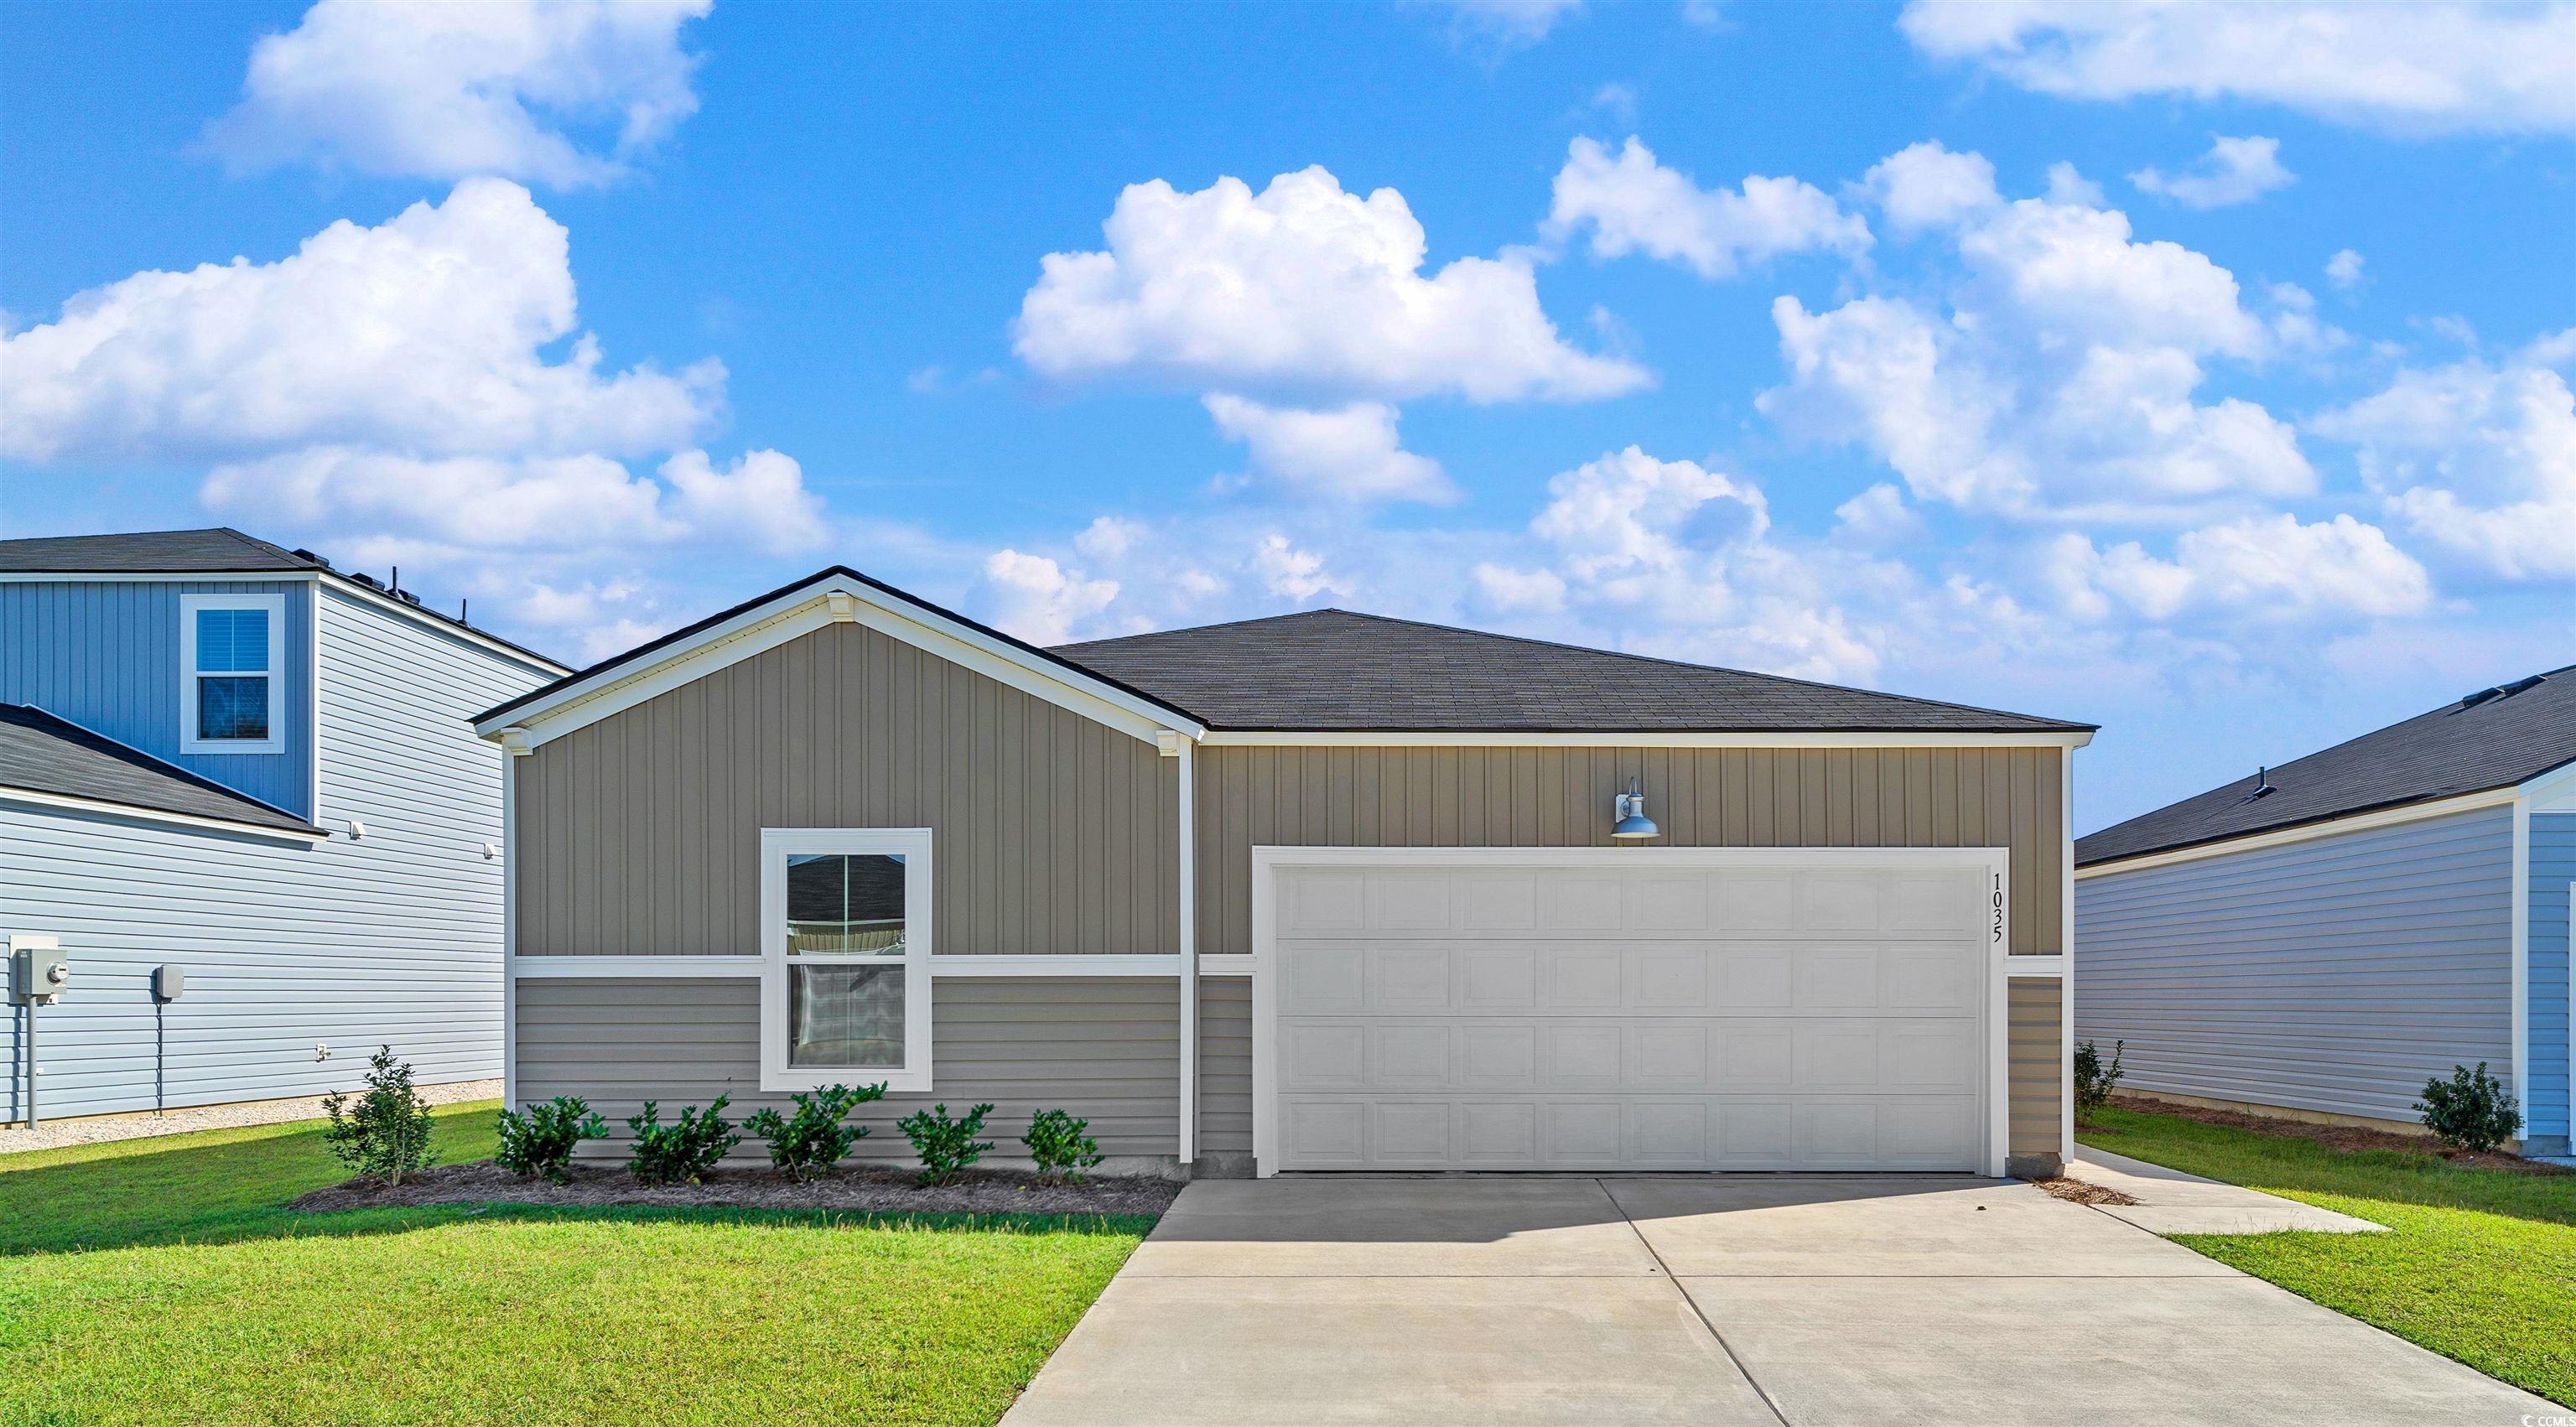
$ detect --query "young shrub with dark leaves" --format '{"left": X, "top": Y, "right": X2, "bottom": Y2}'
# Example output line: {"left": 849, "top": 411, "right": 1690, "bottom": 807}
{"left": 626, "top": 1096, "right": 741, "bottom": 1186}
{"left": 2073, "top": 1039, "right": 2126, "bottom": 1123}
{"left": 496, "top": 1096, "right": 609, "bottom": 1183}
{"left": 2416, "top": 1062, "right": 2521, "bottom": 1153}
{"left": 897, "top": 1101, "right": 995, "bottom": 1186}
{"left": 745, "top": 1083, "right": 887, "bottom": 1181}
{"left": 321, "top": 1046, "right": 437, "bottom": 1187}
{"left": 1022, "top": 1108, "right": 1105, "bottom": 1185}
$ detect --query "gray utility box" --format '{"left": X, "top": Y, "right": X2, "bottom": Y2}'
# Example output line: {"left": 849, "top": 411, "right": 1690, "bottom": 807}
{"left": 153, "top": 964, "right": 184, "bottom": 1001}
{"left": 8, "top": 947, "right": 70, "bottom": 1005}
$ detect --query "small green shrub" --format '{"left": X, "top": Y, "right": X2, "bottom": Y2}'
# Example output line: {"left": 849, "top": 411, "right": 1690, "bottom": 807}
{"left": 2416, "top": 1061, "right": 2521, "bottom": 1153}
{"left": 745, "top": 1083, "right": 887, "bottom": 1181}
{"left": 897, "top": 1101, "right": 995, "bottom": 1186}
{"left": 2073, "top": 1038, "right": 2126, "bottom": 1122}
{"left": 1022, "top": 1108, "right": 1105, "bottom": 1185}
{"left": 626, "top": 1096, "right": 741, "bottom": 1185}
{"left": 496, "top": 1096, "right": 609, "bottom": 1182}
{"left": 321, "top": 1046, "right": 437, "bottom": 1187}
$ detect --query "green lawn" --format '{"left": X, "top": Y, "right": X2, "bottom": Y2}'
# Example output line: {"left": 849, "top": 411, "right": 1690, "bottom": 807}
{"left": 2079, "top": 1105, "right": 2576, "bottom": 1406}
{"left": 0, "top": 1103, "right": 1153, "bottom": 1425}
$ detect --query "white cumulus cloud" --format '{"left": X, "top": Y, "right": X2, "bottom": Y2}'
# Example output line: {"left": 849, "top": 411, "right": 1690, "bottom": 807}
{"left": 2325, "top": 249, "right": 2366, "bottom": 290}
{"left": 1900, "top": 0, "right": 2576, "bottom": 136}
{"left": 1862, "top": 140, "right": 1999, "bottom": 235}
{"left": 1202, "top": 394, "right": 1457, "bottom": 504}
{"left": 205, "top": 0, "right": 710, "bottom": 186}
{"left": 2044, "top": 514, "right": 2433, "bottom": 622}
{"left": 2313, "top": 346, "right": 2576, "bottom": 580}
{"left": 1548, "top": 136, "right": 1871, "bottom": 278}
{"left": 1015, "top": 165, "right": 1645, "bottom": 403}
{"left": 977, "top": 549, "right": 1123, "bottom": 646}
{"left": 2130, "top": 136, "right": 2294, "bottom": 210}
{"left": 0, "top": 178, "right": 719, "bottom": 464}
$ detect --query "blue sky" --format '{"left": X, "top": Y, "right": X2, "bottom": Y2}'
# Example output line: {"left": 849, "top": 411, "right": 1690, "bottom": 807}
{"left": 3, "top": 0, "right": 2570, "bottom": 831}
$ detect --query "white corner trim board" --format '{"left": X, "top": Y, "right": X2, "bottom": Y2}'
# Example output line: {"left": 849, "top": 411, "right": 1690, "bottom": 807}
{"left": 474, "top": 572, "right": 1205, "bottom": 754}
{"left": 2074, "top": 786, "right": 2523, "bottom": 880}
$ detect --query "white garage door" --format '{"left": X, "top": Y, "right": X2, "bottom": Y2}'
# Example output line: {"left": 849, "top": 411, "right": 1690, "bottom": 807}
{"left": 1256, "top": 851, "right": 2002, "bottom": 1174}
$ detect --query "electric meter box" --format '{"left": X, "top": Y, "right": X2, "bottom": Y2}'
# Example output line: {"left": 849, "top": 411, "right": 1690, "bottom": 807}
{"left": 153, "top": 964, "right": 184, "bottom": 1001}
{"left": 8, "top": 944, "right": 70, "bottom": 1005}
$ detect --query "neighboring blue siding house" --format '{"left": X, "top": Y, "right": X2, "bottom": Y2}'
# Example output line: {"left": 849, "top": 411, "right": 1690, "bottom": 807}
{"left": 2, "top": 529, "right": 565, "bottom": 1123}
{"left": 2075, "top": 668, "right": 2576, "bottom": 1157}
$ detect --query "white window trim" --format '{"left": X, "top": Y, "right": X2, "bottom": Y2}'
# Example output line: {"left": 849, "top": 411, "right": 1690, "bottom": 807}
{"left": 179, "top": 593, "right": 286, "bottom": 755}
{"left": 759, "top": 828, "right": 934, "bottom": 1092}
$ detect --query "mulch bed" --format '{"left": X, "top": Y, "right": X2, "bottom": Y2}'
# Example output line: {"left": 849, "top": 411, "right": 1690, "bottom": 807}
{"left": 2097, "top": 1094, "right": 2570, "bottom": 1176}
{"left": 289, "top": 1160, "right": 1186, "bottom": 1216}
{"left": 2030, "top": 1175, "right": 2140, "bottom": 1206}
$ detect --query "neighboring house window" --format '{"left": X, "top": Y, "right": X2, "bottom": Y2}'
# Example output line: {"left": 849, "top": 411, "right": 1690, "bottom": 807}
{"left": 179, "top": 594, "right": 284, "bottom": 754}
{"left": 760, "top": 828, "right": 933, "bottom": 1092}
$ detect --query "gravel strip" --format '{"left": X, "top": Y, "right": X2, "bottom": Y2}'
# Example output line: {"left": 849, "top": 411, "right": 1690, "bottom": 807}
{"left": 0, "top": 1079, "right": 500, "bottom": 1155}
{"left": 290, "top": 1159, "right": 1184, "bottom": 1217}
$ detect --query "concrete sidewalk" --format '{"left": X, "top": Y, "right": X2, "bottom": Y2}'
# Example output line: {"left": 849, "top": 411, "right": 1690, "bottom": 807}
{"left": 2065, "top": 1148, "right": 2388, "bottom": 1234}
{"left": 1003, "top": 1175, "right": 2547, "bottom": 1426}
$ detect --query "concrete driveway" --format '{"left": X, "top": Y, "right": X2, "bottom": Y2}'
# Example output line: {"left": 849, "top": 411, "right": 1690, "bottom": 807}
{"left": 1004, "top": 1175, "right": 2554, "bottom": 1426}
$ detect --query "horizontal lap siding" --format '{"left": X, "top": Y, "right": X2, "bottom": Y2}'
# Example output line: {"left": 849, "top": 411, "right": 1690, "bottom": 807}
{"left": 1198, "top": 978, "right": 1253, "bottom": 1155}
{"left": 2007, "top": 978, "right": 2061, "bottom": 1156}
{"left": 514, "top": 621, "right": 1177, "bottom": 959}
{"left": 0, "top": 595, "right": 548, "bottom": 1121}
{"left": 2530, "top": 813, "right": 2574, "bottom": 1141}
{"left": 2075, "top": 806, "right": 2514, "bottom": 1124}
{"left": 517, "top": 977, "right": 1179, "bottom": 1160}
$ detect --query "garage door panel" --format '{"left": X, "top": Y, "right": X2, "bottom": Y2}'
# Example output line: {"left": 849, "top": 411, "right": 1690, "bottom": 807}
{"left": 1266, "top": 861, "right": 1993, "bottom": 1173}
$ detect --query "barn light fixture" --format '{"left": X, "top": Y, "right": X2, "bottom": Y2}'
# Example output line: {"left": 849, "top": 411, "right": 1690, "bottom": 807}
{"left": 1610, "top": 776, "right": 1659, "bottom": 840}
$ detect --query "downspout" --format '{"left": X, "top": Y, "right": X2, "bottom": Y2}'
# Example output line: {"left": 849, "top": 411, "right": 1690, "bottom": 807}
{"left": 1163, "top": 731, "right": 1198, "bottom": 1173}
{"left": 2511, "top": 791, "right": 2529, "bottom": 1142}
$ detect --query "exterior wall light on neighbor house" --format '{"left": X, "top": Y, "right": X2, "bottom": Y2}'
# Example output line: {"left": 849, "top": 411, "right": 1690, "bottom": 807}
{"left": 1611, "top": 776, "right": 1659, "bottom": 840}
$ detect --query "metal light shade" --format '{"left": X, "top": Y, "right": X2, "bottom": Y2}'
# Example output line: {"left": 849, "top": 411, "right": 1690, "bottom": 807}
{"left": 1610, "top": 776, "right": 1659, "bottom": 840}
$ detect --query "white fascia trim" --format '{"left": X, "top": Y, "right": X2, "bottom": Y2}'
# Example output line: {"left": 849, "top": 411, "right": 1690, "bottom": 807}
{"left": 512, "top": 957, "right": 759, "bottom": 978}
{"left": 1, "top": 570, "right": 569, "bottom": 677}
{"left": 931, "top": 956, "right": 1182, "bottom": 976}
{"left": 2059, "top": 745, "right": 2075, "bottom": 1162}
{"left": 1244, "top": 844, "right": 2015, "bottom": 1179}
{"left": 0, "top": 786, "right": 329, "bottom": 844}
{"left": 2074, "top": 787, "right": 2522, "bottom": 880}
{"left": 1197, "top": 954, "right": 1254, "bottom": 976}
{"left": 477, "top": 573, "right": 1203, "bottom": 751}
{"left": 2522, "top": 757, "right": 2576, "bottom": 813}
{"left": 1199, "top": 729, "right": 2091, "bottom": 750}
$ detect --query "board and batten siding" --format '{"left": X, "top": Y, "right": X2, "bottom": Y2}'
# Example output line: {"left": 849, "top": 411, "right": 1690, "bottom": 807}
{"left": 0, "top": 579, "right": 313, "bottom": 815}
{"left": 2075, "top": 804, "right": 2516, "bottom": 1127}
{"left": 2527, "top": 812, "right": 2575, "bottom": 1150}
{"left": 2007, "top": 978, "right": 2063, "bottom": 1159}
{"left": 517, "top": 977, "right": 1181, "bottom": 1163}
{"left": 0, "top": 594, "right": 551, "bottom": 1120}
{"left": 1192, "top": 745, "right": 2067, "bottom": 957}
{"left": 512, "top": 620, "right": 1180, "bottom": 960}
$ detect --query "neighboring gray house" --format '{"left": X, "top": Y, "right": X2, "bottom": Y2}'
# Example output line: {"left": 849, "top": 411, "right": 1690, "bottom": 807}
{"left": 2, "top": 529, "right": 567, "bottom": 1123}
{"left": 478, "top": 565, "right": 2093, "bottom": 1179}
{"left": 2075, "top": 670, "right": 2575, "bottom": 1155}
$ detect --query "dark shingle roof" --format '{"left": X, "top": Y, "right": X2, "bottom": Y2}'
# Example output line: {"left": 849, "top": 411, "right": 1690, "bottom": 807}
{"left": 0, "top": 527, "right": 564, "bottom": 671}
{"left": 1052, "top": 609, "right": 2092, "bottom": 733}
{"left": 0, "top": 705, "right": 322, "bottom": 835}
{"left": 0, "top": 527, "right": 320, "bottom": 573}
{"left": 2076, "top": 667, "right": 2576, "bottom": 868}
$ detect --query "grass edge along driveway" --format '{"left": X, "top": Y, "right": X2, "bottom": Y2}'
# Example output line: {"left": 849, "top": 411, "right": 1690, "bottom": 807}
{"left": 0, "top": 1103, "right": 1153, "bottom": 1426}
{"left": 2078, "top": 1104, "right": 2574, "bottom": 1408}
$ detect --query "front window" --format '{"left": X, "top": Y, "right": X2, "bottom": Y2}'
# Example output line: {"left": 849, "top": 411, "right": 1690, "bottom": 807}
{"left": 762, "top": 830, "right": 932, "bottom": 1091}
{"left": 180, "top": 594, "right": 283, "bottom": 753}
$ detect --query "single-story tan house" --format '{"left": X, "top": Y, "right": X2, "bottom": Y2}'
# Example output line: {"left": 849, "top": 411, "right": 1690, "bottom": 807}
{"left": 475, "top": 567, "right": 2092, "bottom": 1178}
